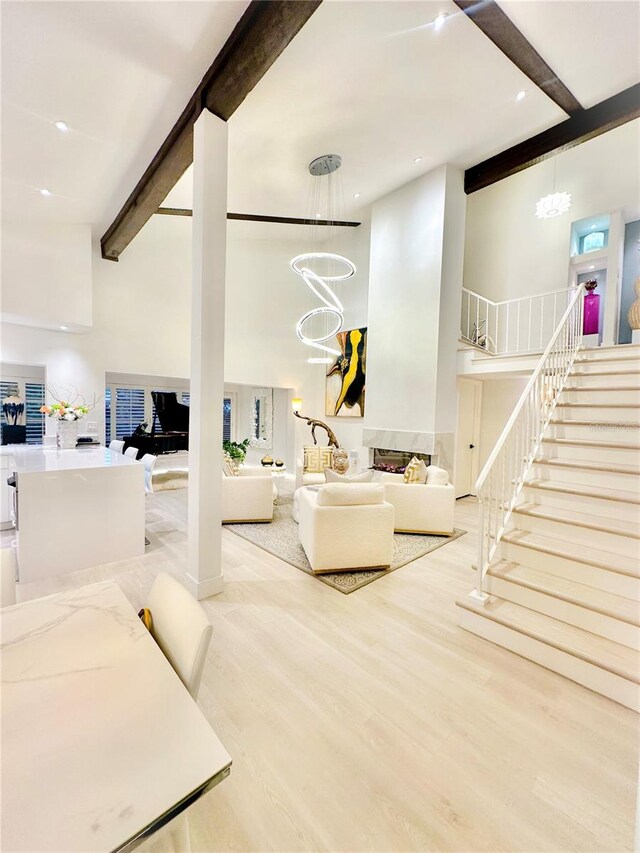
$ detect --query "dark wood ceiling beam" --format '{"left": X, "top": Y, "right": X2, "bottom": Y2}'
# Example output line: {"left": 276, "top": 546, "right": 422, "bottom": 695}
{"left": 155, "top": 207, "right": 361, "bottom": 227}
{"left": 100, "top": 0, "right": 323, "bottom": 261}
{"left": 453, "top": 0, "right": 582, "bottom": 116}
{"left": 465, "top": 83, "right": 640, "bottom": 194}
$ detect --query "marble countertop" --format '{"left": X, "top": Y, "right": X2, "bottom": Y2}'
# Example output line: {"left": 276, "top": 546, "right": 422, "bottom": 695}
{"left": 12, "top": 445, "right": 139, "bottom": 474}
{"left": 1, "top": 580, "right": 232, "bottom": 852}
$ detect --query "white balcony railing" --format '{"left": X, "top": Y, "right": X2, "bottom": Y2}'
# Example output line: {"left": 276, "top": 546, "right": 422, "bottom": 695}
{"left": 471, "top": 282, "right": 585, "bottom": 600}
{"left": 460, "top": 287, "right": 574, "bottom": 356}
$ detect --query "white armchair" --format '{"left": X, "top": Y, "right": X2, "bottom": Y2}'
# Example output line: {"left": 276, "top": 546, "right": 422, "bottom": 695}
{"left": 381, "top": 472, "right": 455, "bottom": 535}
{"left": 298, "top": 483, "right": 394, "bottom": 573}
{"left": 222, "top": 465, "right": 275, "bottom": 523}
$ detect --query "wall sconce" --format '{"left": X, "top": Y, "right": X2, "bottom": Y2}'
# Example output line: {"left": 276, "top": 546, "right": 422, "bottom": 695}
{"left": 292, "top": 397, "right": 303, "bottom": 413}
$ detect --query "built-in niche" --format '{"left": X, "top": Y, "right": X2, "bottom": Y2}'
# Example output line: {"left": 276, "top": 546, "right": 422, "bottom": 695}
{"left": 568, "top": 211, "right": 624, "bottom": 347}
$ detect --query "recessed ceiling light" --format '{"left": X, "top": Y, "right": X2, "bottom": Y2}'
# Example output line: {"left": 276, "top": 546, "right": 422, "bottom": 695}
{"left": 589, "top": 265, "right": 595, "bottom": 270}
{"left": 414, "top": 156, "right": 423, "bottom": 163}
{"left": 315, "top": 213, "right": 321, "bottom": 218}
{"left": 591, "top": 224, "right": 597, "bottom": 229}
{"left": 60, "top": 325, "right": 69, "bottom": 331}
{"left": 516, "top": 90, "right": 526, "bottom": 102}
{"left": 433, "top": 12, "right": 448, "bottom": 29}
{"left": 53, "top": 120, "right": 69, "bottom": 133}
{"left": 39, "top": 188, "right": 52, "bottom": 196}
{"left": 353, "top": 192, "right": 361, "bottom": 199}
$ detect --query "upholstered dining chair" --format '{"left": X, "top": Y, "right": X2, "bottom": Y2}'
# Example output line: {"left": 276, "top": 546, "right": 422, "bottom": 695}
{"left": 141, "top": 453, "right": 157, "bottom": 495}
{"left": 124, "top": 446, "right": 139, "bottom": 459}
{"left": 109, "top": 439, "right": 125, "bottom": 454}
{"left": 147, "top": 573, "right": 212, "bottom": 700}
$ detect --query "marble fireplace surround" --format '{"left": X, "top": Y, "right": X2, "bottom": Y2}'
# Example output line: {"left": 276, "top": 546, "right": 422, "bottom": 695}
{"left": 363, "top": 429, "right": 455, "bottom": 478}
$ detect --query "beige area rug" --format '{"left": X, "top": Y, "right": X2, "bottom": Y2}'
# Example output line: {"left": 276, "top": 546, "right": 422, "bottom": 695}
{"left": 152, "top": 469, "right": 188, "bottom": 492}
{"left": 225, "top": 495, "right": 465, "bottom": 594}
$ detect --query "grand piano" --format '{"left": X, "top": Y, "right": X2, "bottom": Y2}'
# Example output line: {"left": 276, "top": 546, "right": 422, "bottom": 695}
{"left": 123, "top": 392, "right": 189, "bottom": 456}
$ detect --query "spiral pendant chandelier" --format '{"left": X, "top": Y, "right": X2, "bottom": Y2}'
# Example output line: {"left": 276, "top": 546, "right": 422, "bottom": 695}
{"left": 290, "top": 154, "right": 356, "bottom": 363}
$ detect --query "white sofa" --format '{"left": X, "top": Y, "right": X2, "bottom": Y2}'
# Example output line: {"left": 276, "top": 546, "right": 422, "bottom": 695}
{"left": 222, "top": 465, "right": 276, "bottom": 523}
{"left": 380, "top": 472, "right": 455, "bottom": 535}
{"left": 298, "top": 483, "right": 394, "bottom": 573}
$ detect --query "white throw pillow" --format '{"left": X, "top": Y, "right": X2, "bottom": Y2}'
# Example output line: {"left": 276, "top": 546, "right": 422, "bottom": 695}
{"left": 316, "top": 483, "right": 385, "bottom": 507}
{"left": 303, "top": 445, "right": 334, "bottom": 473}
{"left": 403, "top": 456, "right": 428, "bottom": 484}
{"left": 426, "top": 465, "right": 449, "bottom": 486}
{"left": 324, "top": 467, "right": 373, "bottom": 484}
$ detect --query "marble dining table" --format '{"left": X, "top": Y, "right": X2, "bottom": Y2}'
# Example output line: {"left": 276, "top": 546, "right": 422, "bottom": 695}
{"left": 1, "top": 580, "right": 232, "bottom": 853}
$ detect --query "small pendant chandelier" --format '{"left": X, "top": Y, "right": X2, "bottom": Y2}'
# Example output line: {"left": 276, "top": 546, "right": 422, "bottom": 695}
{"left": 290, "top": 154, "right": 356, "bottom": 363}
{"left": 535, "top": 156, "right": 571, "bottom": 219}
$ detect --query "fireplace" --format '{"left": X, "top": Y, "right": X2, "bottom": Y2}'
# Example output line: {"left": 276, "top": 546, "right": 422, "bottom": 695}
{"left": 371, "top": 448, "right": 431, "bottom": 474}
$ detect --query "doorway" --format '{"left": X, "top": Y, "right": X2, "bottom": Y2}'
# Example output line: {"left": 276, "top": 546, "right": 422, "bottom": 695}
{"left": 454, "top": 378, "right": 482, "bottom": 499}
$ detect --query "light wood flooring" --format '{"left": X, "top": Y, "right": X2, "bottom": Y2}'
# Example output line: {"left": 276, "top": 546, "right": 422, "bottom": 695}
{"left": 8, "top": 491, "right": 639, "bottom": 852}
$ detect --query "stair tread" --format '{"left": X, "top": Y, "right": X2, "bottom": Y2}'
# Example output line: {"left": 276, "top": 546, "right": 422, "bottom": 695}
{"left": 550, "top": 418, "right": 640, "bottom": 428}
{"left": 573, "top": 357, "right": 640, "bottom": 365}
{"left": 535, "top": 456, "right": 640, "bottom": 476}
{"left": 570, "top": 368, "right": 639, "bottom": 376}
{"left": 513, "top": 502, "right": 640, "bottom": 540}
{"left": 576, "top": 344, "right": 640, "bottom": 361}
{"left": 524, "top": 478, "right": 640, "bottom": 505}
{"left": 541, "top": 436, "right": 640, "bottom": 450}
{"left": 562, "top": 385, "right": 640, "bottom": 392}
{"left": 501, "top": 529, "right": 640, "bottom": 578}
{"left": 457, "top": 597, "right": 640, "bottom": 683}
{"left": 488, "top": 560, "right": 640, "bottom": 625}
{"left": 555, "top": 402, "right": 640, "bottom": 408}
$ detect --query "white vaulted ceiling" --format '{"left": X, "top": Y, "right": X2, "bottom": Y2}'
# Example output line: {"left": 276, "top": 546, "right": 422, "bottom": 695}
{"left": 1, "top": 0, "right": 250, "bottom": 227}
{"left": 2, "top": 0, "right": 639, "bottom": 233}
{"left": 497, "top": 0, "right": 640, "bottom": 109}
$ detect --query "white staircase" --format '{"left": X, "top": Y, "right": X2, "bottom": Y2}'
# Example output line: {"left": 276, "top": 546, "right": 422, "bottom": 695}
{"left": 458, "top": 338, "right": 640, "bottom": 712}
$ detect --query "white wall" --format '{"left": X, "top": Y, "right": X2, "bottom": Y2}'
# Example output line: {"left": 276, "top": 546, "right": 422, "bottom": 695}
{"left": 1, "top": 222, "right": 93, "bottom": 329}
{"left": 364, "top": 164, "right": 465, "bottom": 471}
{"left": 478, "top": 377, "right": 528, "bottom": 470}
{"left": 464, "top": 120, "right": 640, "bottom": 303}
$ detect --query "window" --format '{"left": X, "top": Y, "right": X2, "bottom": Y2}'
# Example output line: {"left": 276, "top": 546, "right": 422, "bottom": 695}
{"left": 173, "top": 392, "right": 233, "bottom": 440}
{"left": 580, "top": 229, "right": 608, "bottom": 254}
{"left": 104, "top": 374, "right": 235, "bottom": 445}
{"left": 104, "top": 388, "right": 112, "bottom": 445}
{"left": 25, "top": 383, "right": 45, "bottom": 445}
{"left": 114, "top": 387, "right": 145, "bottom": 440}
{"left": 223, "top": 397, "right": 232, "bottom": 442}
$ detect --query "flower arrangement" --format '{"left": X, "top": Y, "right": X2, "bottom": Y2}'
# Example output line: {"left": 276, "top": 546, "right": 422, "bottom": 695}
{"left": 40, "top": 401, "right": 90, "bottom": 421}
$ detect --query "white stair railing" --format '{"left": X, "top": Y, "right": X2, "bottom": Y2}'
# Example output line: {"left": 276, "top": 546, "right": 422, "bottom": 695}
{"left": 461, "top": 287, "right": 572, "bottom": 356}
{"left": 471, "top": 283, "right": 585, "bottom": 601}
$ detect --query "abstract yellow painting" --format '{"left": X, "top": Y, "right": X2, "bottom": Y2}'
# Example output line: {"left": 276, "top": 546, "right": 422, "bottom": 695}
{"left": 325, "top": 327, "right": 367, "bottom": 418}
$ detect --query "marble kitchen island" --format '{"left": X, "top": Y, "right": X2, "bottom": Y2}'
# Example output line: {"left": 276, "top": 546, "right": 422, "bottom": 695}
{"left": 12, "top": 446, "right": 145, "bottom": 582}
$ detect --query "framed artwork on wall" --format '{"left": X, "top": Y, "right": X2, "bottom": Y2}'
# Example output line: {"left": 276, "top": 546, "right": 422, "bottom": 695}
{"left": 325, "top": 327, "right": 367, "bottom": 418}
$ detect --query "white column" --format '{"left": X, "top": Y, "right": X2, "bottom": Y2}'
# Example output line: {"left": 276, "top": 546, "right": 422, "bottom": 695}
{"left": 186, "top": 109, "right": 228, "bottom": 600}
